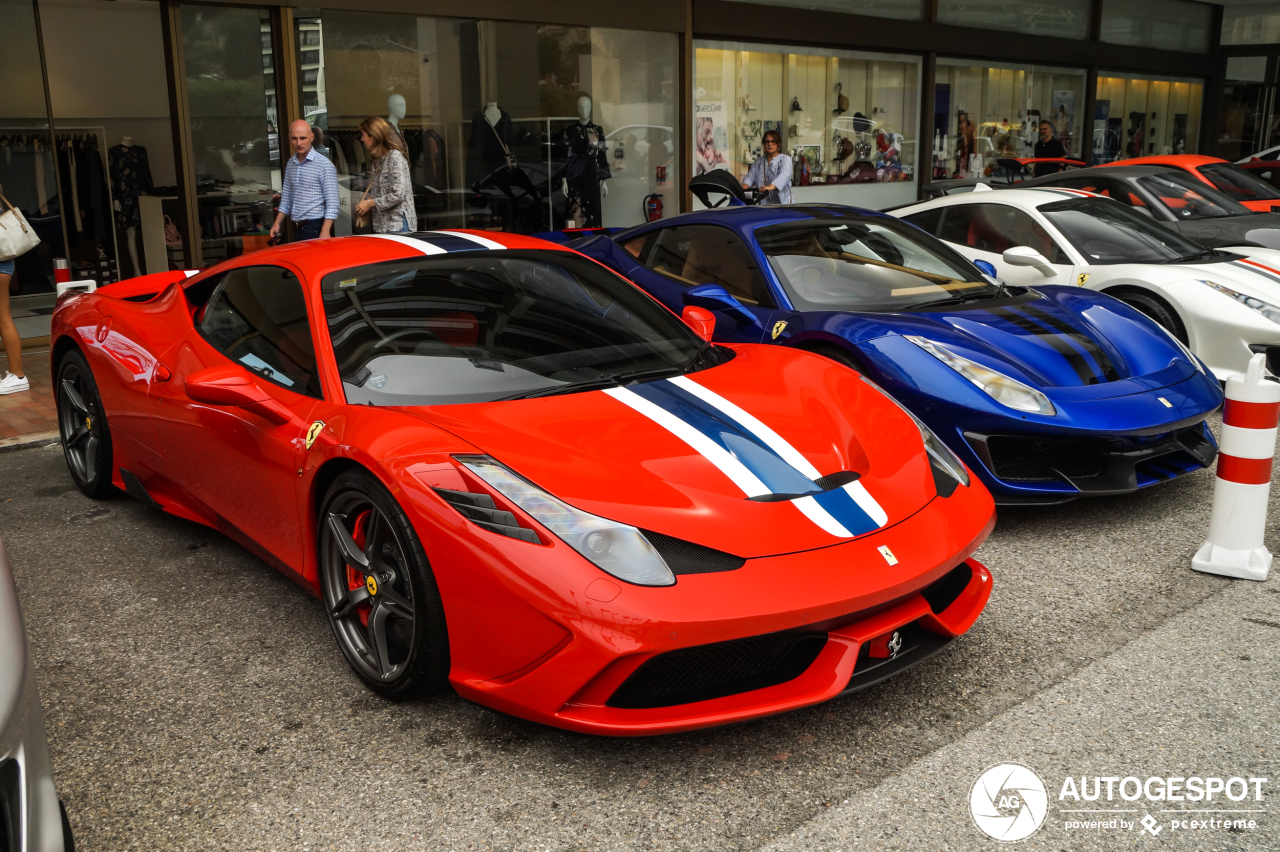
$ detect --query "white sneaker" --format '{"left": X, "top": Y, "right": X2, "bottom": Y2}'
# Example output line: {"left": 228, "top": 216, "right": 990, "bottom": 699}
{"left": 0, "top": 372, "right": 30, "bottom": 395}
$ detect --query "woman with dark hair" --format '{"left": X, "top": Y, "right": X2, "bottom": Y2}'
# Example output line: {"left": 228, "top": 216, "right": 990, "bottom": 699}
{"left": 354, "top": 115, "right": 416, "bottom": 233}
{"left": 741, "top": 128, "right": 792, "bottom": 205}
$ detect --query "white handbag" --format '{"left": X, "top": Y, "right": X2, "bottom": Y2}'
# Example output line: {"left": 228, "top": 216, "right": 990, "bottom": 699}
{"left": 0, "top": 193, "right": 40, "bottom": 262}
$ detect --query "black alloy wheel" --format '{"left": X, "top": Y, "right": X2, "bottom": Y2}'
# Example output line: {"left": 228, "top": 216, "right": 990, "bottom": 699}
{"left": 56, "top": 350, "right": 114, "bottom": 498}
{"left": 319, "top": 468, "right": 449, "bottom": 700}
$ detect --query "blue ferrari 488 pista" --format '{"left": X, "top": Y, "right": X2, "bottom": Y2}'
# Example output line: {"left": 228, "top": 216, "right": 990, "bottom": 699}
{"left": 541, "top": 180, "right": 1224, "bottom": 504}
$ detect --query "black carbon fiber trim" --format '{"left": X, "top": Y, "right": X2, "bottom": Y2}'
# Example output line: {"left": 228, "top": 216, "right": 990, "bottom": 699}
{"left": 640, "top": 530, "right": 745, "bottom": 575}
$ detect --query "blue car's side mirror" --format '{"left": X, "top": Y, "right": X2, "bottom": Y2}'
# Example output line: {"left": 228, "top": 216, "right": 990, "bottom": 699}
{"left": 973, "top": 259, "right": 998, "bottom": 279}
{"left": 682, "top": 284, "right": 758, "bottom": 325}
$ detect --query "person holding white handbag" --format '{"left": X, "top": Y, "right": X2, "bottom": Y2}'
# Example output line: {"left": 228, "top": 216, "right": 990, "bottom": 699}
{"left": 0, "top": 186, "right": 41, "bottom": 395}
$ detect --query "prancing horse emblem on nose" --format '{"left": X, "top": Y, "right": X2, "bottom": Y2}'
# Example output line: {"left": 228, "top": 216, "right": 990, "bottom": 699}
{"left": 887, "top": 631, "right": 902, "bottom": 659}
{"left": 771, "top": 321, "right": 788, "bottom": 340}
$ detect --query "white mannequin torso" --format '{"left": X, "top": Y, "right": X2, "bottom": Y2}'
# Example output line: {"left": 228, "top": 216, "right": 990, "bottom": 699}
{"left": 483, "top": 103, "right": 501, "bottom": 127}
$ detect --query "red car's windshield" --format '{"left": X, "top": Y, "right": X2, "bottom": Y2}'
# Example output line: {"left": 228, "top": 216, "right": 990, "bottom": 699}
{"left": 1135, "top": 171, "right": 1249, "bottom": 220}
{"left": 1197, "top": 162, "right": 1280, "bottom": 202}
{"left": 321, "top": 250, "right": 721, "bottom": 407}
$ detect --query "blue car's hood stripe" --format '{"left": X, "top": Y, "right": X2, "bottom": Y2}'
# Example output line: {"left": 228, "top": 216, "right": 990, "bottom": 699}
{"left": 987, "top": 305, "right": 1116, "bottom": 385}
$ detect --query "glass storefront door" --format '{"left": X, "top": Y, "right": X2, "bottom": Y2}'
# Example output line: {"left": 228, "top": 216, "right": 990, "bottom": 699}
{"left": 0, "top": 0, "right": 69, "bottom": 298}
{"left": 1219, "top": 55, "right": 1279, "bottom": 162}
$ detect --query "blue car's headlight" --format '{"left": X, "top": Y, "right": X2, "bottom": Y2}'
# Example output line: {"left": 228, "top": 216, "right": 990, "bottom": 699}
{"left": 905, "top": 335, "right": 1056, "bottom": 416}
{"left": 460, "top": 456, "right": 676, "bottom": 587}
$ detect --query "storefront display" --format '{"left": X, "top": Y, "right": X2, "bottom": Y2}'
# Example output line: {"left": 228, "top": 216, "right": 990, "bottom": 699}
{"left": 694, "top": 41, "right": 919, "bottom": 208}
{"left": 291, "top": 13, "right": 676, "bottom": 236}
{"left": 933, "top": 60, "right": 1085, "bottom": 181}
{"left": 1094, "top": 73, "right": 1203, "bottom": 164}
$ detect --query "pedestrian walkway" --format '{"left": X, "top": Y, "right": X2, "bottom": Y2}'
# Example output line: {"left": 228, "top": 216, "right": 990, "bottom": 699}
{"left": 0, "top": 349, "right": 58, "bottom": 443}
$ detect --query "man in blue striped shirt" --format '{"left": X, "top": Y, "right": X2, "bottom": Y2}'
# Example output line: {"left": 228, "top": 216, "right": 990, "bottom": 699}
{"left": 270, "top": 120, "right": 339, "bottom": 242}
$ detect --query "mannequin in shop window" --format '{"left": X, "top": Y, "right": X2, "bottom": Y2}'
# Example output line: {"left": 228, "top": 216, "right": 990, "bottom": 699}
{"left": 467, "top": 100, "right": 539, "bottom": 231}
{"left": 469, "top": 101, "right": 514, "bottom": 187}
{"left": 552, "top": 96, "right": 610, "bottom": 228}
{"left": 108, "top": 137, "right": 152, "bottom": 277}
{"left": 386, "top": 94, "right": 407, "bottom": 149}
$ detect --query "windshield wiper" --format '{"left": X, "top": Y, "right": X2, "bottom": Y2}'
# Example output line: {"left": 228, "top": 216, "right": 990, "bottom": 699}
{"left": 1171, "top": 247, "right": 1219, "bottom": 263}
{"left": 496, "top": 363, "right": 692, "bottom": 401}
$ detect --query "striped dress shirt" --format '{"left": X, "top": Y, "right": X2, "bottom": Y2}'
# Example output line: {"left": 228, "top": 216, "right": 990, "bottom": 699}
{"left": 743, "top": 153, "right": 794, "bottom": 205}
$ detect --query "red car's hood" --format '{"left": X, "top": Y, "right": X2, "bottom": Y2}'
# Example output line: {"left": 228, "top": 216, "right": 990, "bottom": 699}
{"left": 409, "top": 346, "right": 939, "bottom": 558}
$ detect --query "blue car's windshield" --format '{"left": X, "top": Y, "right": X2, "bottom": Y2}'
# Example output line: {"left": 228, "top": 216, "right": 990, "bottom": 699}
{"left": 755, "top": 219, "right": 999, "bottom": 312}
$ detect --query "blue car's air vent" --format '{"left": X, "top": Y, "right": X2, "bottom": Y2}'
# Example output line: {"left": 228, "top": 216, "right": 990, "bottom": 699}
{"left": 434, "top": 488, "right": 539, "bottom": 543}
{"left": 640, "top": 530, "right": 745, "bottom": 575}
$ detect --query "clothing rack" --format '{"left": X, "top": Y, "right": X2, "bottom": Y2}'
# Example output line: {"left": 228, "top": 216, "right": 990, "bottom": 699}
{"left": 0, "top": 125, "right": 120, "bottom": 278}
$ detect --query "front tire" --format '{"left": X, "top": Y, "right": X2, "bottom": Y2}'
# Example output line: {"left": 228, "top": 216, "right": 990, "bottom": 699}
{"left": 56, "top": 349, "right": 115, "bottom": 498}
{"left": 1110, "top": 288, "right": 1189, "bottom": 345}
{"left": 318, "top": 468, "right": 449, "bottom": 700}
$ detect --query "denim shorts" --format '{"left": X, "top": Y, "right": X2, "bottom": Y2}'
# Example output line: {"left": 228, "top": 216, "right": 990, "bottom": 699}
{"left": 0, "top": 258, "right": 13, "bottom": 276}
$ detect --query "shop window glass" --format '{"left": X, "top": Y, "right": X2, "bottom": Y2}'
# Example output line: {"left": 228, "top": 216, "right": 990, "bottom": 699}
{"left": 181, "top": 6, "right": 282, "bottom": 268}
{"left": 643, "top": 225, "right": 775, "bottom": 307}
{"left": 1218, "top": 58, "right": 1277, "bottom": 162}
{"left": 40, "top": 0, "right": 187, "bottom": 285}
{"left": 1223, "top": 3, "right": 1280, "bottom": 46}
{"left": 1094, "top": 73, "right": 1203, "bottom": 163}
{"left": 291, "top": 11, "right": 677, "bottom": 237}
{"left": 934, "top": 61, "right": 1084, "bottom": 181}
{"left": 198, "top": 265, "right": 321, "bottom": 398}
{"left": 935, "top": 204, "right": 1065, "bottom": 264}
{"left": 0, "top": 0, "right": 69, "bottom": 299}
{"left": 1101, "top": 0, "right": 1212, "bottom": 54}
{"left": 717, "top": 0, "right": 923, "bottom": 22}
{"left": 694, "top": 41, "right": 920, "bottom": 209}
{"left": 938, "top": 0, "right": 1089, "bottom": 40}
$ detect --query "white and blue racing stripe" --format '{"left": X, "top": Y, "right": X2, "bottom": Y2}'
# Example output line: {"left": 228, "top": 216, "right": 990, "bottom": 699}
{"left": 360, "top": 230, "right": 504, "bottom": 254}
{"left": 605, "top": 378, "right": 887, "bottom": 539}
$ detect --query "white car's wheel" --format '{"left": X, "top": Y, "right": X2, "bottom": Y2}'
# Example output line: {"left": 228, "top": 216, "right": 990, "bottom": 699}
{"left": 1107, "top": 288, "right": 1189, "bottom": 345}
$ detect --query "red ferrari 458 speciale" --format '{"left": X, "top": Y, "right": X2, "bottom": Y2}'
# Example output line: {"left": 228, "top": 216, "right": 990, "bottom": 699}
{"left": 50, "top": 230, "right": 994, "bottom": 734}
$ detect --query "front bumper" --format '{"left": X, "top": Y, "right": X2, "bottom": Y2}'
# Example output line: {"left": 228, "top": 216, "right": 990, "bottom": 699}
{"left": 447, "top": 480, "right": 995, "bottom": 735}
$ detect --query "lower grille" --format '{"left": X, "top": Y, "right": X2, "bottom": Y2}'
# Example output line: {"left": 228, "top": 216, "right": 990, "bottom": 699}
{"left": 607, "top": 631, "right": 827, "bottom": 709}
{"left": 922, "top": 561, "right": 973, "bottom": 614}
{"left": 985, "top": 436, "right": 1108, "bottom": 482}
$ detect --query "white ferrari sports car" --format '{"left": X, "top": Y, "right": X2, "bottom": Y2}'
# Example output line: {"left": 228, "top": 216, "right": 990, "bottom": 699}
{"left": 892, "top": 187, "right": 1280, "bottom": 381}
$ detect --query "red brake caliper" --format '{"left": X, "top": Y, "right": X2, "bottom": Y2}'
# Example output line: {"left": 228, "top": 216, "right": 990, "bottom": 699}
{"left": 348, "top": 510, "right": 372, "bottom": 627}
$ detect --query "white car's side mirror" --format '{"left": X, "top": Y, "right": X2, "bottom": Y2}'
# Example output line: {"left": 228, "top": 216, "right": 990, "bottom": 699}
{"left": 1003, "top": 245, "right": 1058, "bottom": 277}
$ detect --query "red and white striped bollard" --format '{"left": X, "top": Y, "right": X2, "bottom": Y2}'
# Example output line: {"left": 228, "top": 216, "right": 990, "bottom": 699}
{"left": 1192, "top": 353, "right": 1280, "bottom": 581}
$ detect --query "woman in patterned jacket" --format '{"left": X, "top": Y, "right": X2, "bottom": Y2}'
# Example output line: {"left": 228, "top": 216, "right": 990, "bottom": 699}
{"left": 354, "top": 116, "right": 417, "bottom": 233}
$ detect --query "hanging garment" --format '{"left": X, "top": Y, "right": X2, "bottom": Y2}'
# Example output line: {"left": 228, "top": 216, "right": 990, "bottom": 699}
{"left": 67, "top": 140, "right": 83, "bottom": 233}
{"left": 34, "top": 138, "right": 48, "bottom": 215}
{"left": 551, "top": 122, "right": 611, "bottom": 228}
{"left": 108, "top": 144, "right": 153, "bottom": 230}
{"left": 467, "top": 108, "right": 514, "bottom": 188}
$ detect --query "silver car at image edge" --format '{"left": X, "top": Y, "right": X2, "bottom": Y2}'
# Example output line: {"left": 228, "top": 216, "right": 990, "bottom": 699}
{"left": 0, "top": 536, "right": 73, "bottom": 852}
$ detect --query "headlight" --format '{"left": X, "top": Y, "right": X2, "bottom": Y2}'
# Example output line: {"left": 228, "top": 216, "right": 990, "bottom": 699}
{"left": 460, "top": 456, "right": 675, "bottom": 587}
{"left": 1199, "top": 279, "right": 1280, "bottom": 325}
{"left": 905, "top": 335, "right": 1055, "bottom": 416}
{"left": 859, "top": 377, "right": 970, "bottom": 492}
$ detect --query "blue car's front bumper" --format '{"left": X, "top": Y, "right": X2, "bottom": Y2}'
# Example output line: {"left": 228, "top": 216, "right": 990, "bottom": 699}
{"left": 862, "top": 336, "right": 1224, "bottom": 504}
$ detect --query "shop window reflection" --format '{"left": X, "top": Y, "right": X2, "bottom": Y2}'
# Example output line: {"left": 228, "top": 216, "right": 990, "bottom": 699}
{"left": 292, "top": 11, "right": 677, "bottom": 236}
{"left": 1094, "top": 74, "right": 1203, "bottom": 163}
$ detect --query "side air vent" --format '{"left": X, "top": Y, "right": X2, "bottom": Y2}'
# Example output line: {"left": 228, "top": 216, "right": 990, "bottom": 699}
{"left": 434, "top": 488, "right": 539, "bottom": 543}
{"left": 921, "top": 561, "right": 973, "bottom": 614}
{"left": 640, "top": 530, "right": 745, "bottom": 575}
{"left": 120, "top": 293, "right": 158, "bottom": 302}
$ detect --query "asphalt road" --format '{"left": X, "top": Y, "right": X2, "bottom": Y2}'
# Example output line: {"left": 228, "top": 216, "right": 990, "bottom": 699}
{"left": 1, "top": 424, "right": 1276, "bottom": 851}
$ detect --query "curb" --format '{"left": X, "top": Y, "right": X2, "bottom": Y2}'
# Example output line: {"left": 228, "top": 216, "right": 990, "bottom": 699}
{"left": 0, "top": 431, "right": 61, "bottom": 455}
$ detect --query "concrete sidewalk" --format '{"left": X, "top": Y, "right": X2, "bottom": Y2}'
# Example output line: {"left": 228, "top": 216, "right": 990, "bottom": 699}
{"left": 765, "top": 575, "right": 1280, "bottom": 851}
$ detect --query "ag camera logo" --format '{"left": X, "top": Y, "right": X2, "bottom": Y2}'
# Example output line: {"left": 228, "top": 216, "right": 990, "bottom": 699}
{"left": 970, "top": 763, "right": 1049, "bottom": 842}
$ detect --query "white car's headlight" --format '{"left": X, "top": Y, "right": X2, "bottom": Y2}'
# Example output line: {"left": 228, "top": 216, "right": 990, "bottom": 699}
{"left": 460, "top": 456, "right": 675, "bottom": 587}
{"left": 1199, "top": 279, "right": 1280, "bottom": 325}
{"left": 859, "top": 377, "right": 970, "bottom": 491}
{"left": 905, "top": 335, "right": 1056, "bottom": 416}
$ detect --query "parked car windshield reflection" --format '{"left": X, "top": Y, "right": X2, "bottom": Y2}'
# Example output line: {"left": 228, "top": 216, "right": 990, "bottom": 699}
{"left": 322, "top": 251, "right": 716, "bottom": 406}
{"left": 1039, "top": 197, "right": 1210, "bottom": 264}
{"left": 755, "top": 219, "right": 998, "bottom": 312}
{"left": 1135, "top": 172, "right": 1248, "bottom": 220}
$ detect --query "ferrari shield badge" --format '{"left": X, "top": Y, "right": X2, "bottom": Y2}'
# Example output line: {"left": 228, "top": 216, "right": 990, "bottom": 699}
{"left": 771, "top": 321, "right": 788, "bottom": 340}
{"left": 878, "top": 545, "right": 898, "bottom": 565}
{"left": 1077, "top": 273, "right": 1090, "bottom": 287}
{"left": 305, "top": 420, "right": 325, "bottom": 450}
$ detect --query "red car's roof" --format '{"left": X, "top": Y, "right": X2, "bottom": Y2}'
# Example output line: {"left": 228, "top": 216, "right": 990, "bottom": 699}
{"left": 1103, "top": 154, "right": 1225, "bottom": 169}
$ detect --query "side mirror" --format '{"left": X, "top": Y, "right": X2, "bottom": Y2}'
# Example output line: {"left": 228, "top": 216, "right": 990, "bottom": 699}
{"left": 681, "top": 306, "right": 716, "bottom": 342}
{"left": 682, "top": 284, "right": 758, "bottom": 324}
{"left": 1002, "top": 245, "right": 1058, "bottom": 277}
{"left": 973, "top": 259, "right": 998, "bottom": 279}
{"left": 1132, "top": 205, "right": 1155, "bottom": 218}
{"left": 184, "top": 365, "right": 292, "bottom": 425}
